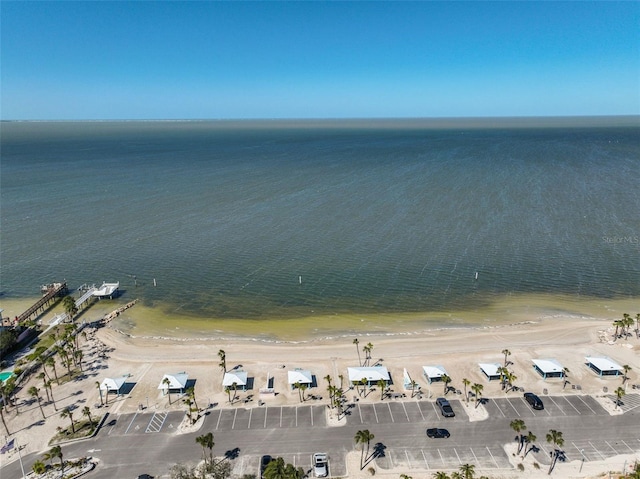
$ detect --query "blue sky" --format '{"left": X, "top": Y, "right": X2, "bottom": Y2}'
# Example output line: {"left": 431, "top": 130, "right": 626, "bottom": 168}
{"left": 1, "top": 1, "right": 639, "bottom": 120}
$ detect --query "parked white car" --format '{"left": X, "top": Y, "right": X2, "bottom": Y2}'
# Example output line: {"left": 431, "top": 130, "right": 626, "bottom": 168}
{"left": 312, "top": 453, "right": 328, "bottom": 478}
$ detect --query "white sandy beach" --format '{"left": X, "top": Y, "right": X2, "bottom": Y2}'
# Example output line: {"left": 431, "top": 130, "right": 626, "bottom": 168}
{"left": 1, "top": 311, "right": 639, "bottom": 478}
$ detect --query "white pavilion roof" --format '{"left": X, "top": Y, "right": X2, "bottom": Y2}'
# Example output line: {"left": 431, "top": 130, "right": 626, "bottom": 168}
{"left": 223, "top": 371, "right": 248, "bottom": 387}
{"left": 422, "top": 365, "right": 448, "bottom": 379}
{"left": 158, "top": 372, "right": 188, "bottom": 390}
{"left": 532, "top": 358, "right": 564, "bottom": 373}
{"left": 347, "top": 366, "right": 390, "bottom": 382}
{"left": 100, "top": 376, "right": 126, "bottom": 392}
{"left": 585, "top": 356, "right": 622, "bottom": 372}
{"left": 287, "top": 369, "right": 313, "bottom": 385}
{"left": 478, "top": 363, "right": 502, "bottom": 377}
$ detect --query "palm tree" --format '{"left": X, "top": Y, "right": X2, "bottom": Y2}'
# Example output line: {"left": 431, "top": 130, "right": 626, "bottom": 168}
{"left": 441, "top": 374, "right": 452, "bottom": 395}
{"left": 163, "top": 377, "right": 172, "bottom": 404}
{"left": 410, "top": 379, "right": 419, "bottom": 398}
{"left": 502, "top": 348, "right": 511, "bottom": 366}
{"left": 231, "top": 382, "right": 238, "bottom": 402}
{"left": 196, "top": 432, "right": 214, "bottom": 467}
{"left": 622, "top": 365, "right": 632, "bottom": 384}
{"left": 546, "top": 429, "right": 564, "bottom": 474}
{"left": 338, "top": 374, "right": 344, "bottom": 389}
{"left": 62, "top": 295, "right": 78, "bottom": 320}
{"left": 510, "top": 419, "right": 527, "bottom": 454}
{"left": 60, "top": 406, "right": 76, "bottom": 433}
{"left": 29, "top": 386, "right": 46, "bottom": 419}
{"left": 96, "top": 381, "right": 104, "bottom": 406}
{"left": 225, "top": 386, "right": 232, "bottom": 403}
{"left": 459, "top": 463, "right": 475, "bottom": 479}
{"left": 294, "top": 382, "right": 303, "bottom": 402}
{"left": 523, "top": 431, "right": 537, "bottom": 457}
{"left": 462, "top": 378, "right": 470, "bottom": 403}
{"left": 0, "top": 404, "right": 10, "bottom": 435}
{"left": 504, "top": 370, "right": 518, "bottom": 393}
{"left": 562, "top": 368, "right": 570, "bottom": 389}
{"left": 614, "top": 386, "right": 626, "bottom": 409}
{"left": 183, "top": 397, "right": 195, "bottom": 424}
{"left": 354, "top": 429, "right": 375, "bottom": 470}
{"left": 613, "top": 318, "right": 624, "bottom": 340}
{"left": 45, "top": 380, "right": 57, "bottom": 411}
{"left": 377, "top": 379, "right": 387, "bottom": 400}
{"left": 218, "top": 349, "right": 226, "bottom": 373}
{"left": 497, "top": 366, "right": 508, "bottom": 391}
{"left": 299, "top": 383, "right": 308, "bottom": 402}
{"left": 186, "top": 386, "right": 199, "bottom": 412}
{"left": 471, "top": 383, "right": 483, "bottom": 408}
{"left": 353, "top": 338, "right": 361, "bottom": 366}
{"left": 622, "top": 313, "right": 633, "bottom": 339}
{"left": 324, "top": 375, "right": 333, "bottom": 402}
{"left": 83, "top": 406, "right": 94, "bottom": 428}
{"left": 44, "top": 445, "right": 64, "bottom": 473}
{"left": 32, "top": 459, "right": 47, "bottom": 475}
{"left": 432, "top": 473, "right": 450, "bottom": 479}
{"left": 45, "top": 356, "right": 59, "bottom": 385}
{"left": 363, "top": 342, "right": 374, "bottom": 366}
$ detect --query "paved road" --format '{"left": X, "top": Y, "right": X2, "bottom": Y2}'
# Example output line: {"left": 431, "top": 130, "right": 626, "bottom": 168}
{"left": 3, "top": 394, "right": 639, "bottom": 478}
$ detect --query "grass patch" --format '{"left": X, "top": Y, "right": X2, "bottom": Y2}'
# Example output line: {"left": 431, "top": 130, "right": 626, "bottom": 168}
{"left": 50, "top": 419, "right": 96, "bottom": 444}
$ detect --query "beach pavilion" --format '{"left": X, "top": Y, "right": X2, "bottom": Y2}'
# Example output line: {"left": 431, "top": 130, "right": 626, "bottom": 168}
{"left": 585, "top": 356, "right": 623, "bottom": 377}
{"left": 347, "top": 366, "right": 390, "bottom": 387}
{"left": 223, "top": 370, "right": 248, "bottom": 391}
{"left": 100, "top": 376, "right": 126, "bottom": 397}
{"left": 479, "top": 363, "right": 502, "bottom": 381}
{"left": 287, "top": 369, "right": 313, "bottom": 390}
{"left": 532, "top": 359, "right": 565, "bottom": 379}
{"left": 422, "top": 365, "right": 448, "bottom": 384}
{"left": 158, "top": 372, "right": 188, "bottom": 395}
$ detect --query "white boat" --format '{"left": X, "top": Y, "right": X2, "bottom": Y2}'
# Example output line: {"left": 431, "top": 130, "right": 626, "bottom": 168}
{"left": 93, "top": 281, "right": 120, "bottom": 298}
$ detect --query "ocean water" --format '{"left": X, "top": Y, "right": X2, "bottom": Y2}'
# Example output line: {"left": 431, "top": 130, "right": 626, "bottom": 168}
{"left": 1, "top": 118, "right": 639, "bottom": 322}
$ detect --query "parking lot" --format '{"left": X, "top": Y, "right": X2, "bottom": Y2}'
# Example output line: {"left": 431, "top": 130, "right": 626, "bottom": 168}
{"left": 209, "top": 405, "right": 327, "bottom": 430}
{"left": 483, "top": 394, "right": 604, "bottom": 418}
{"left": 101, "top": 410, "right": 184, "bottom": 436}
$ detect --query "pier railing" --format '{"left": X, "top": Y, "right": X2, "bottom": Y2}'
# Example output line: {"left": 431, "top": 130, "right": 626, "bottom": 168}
{"left": 16, "top": 282, "right": 68, "bottom": 323}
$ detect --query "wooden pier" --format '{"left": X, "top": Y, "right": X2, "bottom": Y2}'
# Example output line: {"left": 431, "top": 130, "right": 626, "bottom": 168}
{"left": 16, "top": 282, "right": 68, "bottom": 323}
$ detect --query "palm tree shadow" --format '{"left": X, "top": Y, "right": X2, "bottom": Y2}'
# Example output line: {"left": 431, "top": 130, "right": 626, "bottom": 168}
{"left": 224, "top": 447, "right": 240, "bottom": 461}
{"left": 363, "top": 442, "right": 386, "bottom": 467}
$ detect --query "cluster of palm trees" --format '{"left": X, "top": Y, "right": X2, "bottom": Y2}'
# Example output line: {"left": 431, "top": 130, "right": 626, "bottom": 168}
{"left": 508, "top": 418, "right": 565, "bottom": 474}
{"left": 497, "top": 349, "right": 518, "bottom": 393}
{"left": 31, "top": 444, "right": 63, "bottom": 476}
{"left": 354, "top": 429, "right": 375, "bottom": 470}
{"left": 460, "top": 378, "right": 484, "bottom": 409}
{"left": 613, "top": 313, "right": 639, "bottom": 340}
{"left": 353, "top": 338, "right": 375, "bottom": 367}
{"left": 324, "top": 375, "right": 347, "bottom": 418}
{"left": 429, "top": 464, "right": 487, "bottom": 479}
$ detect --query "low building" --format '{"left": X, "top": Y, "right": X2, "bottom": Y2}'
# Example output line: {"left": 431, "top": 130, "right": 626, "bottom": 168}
{"left": 585, "top": 356, "right": 623, "bottom": 377}
{"left": 532, "top": 359, "right": 565, "bottom": 379}
{"left": 347, "top": 366, "right": 390, "bottom": 386}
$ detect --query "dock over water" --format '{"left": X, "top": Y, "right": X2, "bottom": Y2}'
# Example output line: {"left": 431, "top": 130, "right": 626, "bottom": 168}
{"left": 16, "top": 282, "right": 68, "bottom": 323}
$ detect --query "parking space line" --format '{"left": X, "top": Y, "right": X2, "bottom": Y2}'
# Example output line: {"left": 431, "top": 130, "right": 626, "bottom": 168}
{"left": 470, "top": 447, "right": 479, "bottom": 465}
{"left": 492, "top": 400, "right": 506, "bottom": 418}
{"left": 588, "top": 441, "right": 605, "bottom": 460}
{"left": 416, "top": 402, "right": 425, "bottom": 421}
{"left": 453, "top": 447, "right": 461, "bottom": 464}
{"left": 604, "top": 440, "right": 618, "bottom": 454}
{"left": 280, "top": 407, "right": 283, "bottom": 428}
{"left": 486, "top": 447, "right": 499, "bottom": 468}
{"left": 563, "top": 397, "right": 582, "bottom": 415}
{"left": 575, "top": 395, "right": 597, "bottom": 414}
{"left": 404, "top": 450, "right": 410, "bottom": 468}
{"left": 231, "top": 409, "right": 238, "bottom": 430}
{"left": 216, "top": 409, "right": 222, "bottom": 430}
{"left": 505, "top": 398, "right": 520, "bottom": 416}
{"left": 358, "top": 404, "right": 363, "bottom": 424}
{"left": 431, "top": 402, "right": 441, "bottom": 421}
{"left": 373, "top": 404, "right": 379, "bottom": 423}
{"left": 295, "top": 406, "right": 298, "bottom": 428}
{"left": 124, "top": 412, "right": 139, "bottom": 434}
{"left": 401, "top": 402, "right": 410, "bottom": 422}
{"left": 547, "top": 396, "right": 566, "bottom": 416}
{"left": 387, "top": 403, "right": 394, "bottom": 423}
{"left": 310, "top": 406, "right": 313, "bottom": 427}
{"left": 620, "top": 440, "right": 635, "bottom": 452}
{"left": 248, "top": 409, "right": 252, "bottom": 429}
{"left": 264, "top": 408, "right": 268, "bottom": 429}
{"left": 437, "top": 449, "right": 445, "bottom": 466}
{"left": 421, "top": 450, "right": 429, "bottom": 469}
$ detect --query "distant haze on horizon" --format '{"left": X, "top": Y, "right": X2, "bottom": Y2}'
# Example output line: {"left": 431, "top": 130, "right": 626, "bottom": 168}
{"left": 1, "top": 1, "right": 639, "bottom": 120}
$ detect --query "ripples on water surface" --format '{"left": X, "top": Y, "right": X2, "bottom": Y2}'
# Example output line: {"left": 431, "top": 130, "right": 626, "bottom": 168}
{"left": 1, "top": 119, "right": 639, "bottom": 321}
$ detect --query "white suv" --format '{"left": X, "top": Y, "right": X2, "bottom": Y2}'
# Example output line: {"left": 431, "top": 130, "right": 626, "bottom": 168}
{"left": 312, "top": 453, "right": 328, "bottom": 478}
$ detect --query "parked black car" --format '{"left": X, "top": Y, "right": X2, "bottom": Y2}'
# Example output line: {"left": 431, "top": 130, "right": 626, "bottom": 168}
{"left": 524, "top": 392, "right": 544, "bottom": 410}
{"left": 436, "top": 397, "right": 455, "bottom": 417}
{"left": 426, "top": 428, "right": 450, "bottom": 438}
